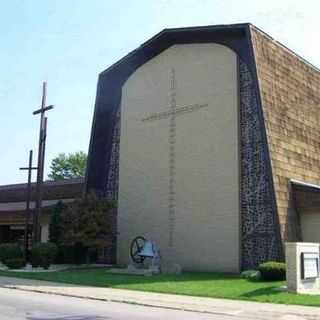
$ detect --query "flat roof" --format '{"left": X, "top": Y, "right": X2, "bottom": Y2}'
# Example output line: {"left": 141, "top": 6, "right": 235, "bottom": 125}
{"left": 0, "top": 177, "right": 84, "bottom": 191}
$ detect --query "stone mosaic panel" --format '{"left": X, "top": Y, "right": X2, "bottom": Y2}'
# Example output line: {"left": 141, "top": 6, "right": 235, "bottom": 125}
{"left": 105, "top": 109, "right": 121, "bottom": 201}
{"left": 103, "top": 109, "right": 120, "bottom": 263}
{"left": 239, "top": 59, "right": 282, "bottom": 269}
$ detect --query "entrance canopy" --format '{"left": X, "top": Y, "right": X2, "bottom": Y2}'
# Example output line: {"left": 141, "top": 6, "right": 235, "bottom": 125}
{"left": 291, "top": 179, "right": 320, "bottom": 210}
{"left": 291, "top": 179, "right": 320, "bottom": 243}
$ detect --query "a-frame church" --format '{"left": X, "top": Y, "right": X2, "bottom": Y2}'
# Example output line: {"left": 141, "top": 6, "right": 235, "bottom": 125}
{"left": 85, "top": 23, "right": 320, "bottom": 272}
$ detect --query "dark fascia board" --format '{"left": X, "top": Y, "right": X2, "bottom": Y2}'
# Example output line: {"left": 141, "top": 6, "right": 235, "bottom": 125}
{"left": 0, "top": 206, "right": 54, "bottom": 216}
{"left": 101, "top": 22, "right": 320, "bottom": 79}
{"left": 291, "top": 179, "right": 320, "bottom": 193}
{"left": 0, "top": 179, "right": 84, "bottom": 204}
{"left": 100, "top": 23, "right": 251, "bottom": 78}
{"left": 0, "top": 178, "right": 84, "bottom": 191}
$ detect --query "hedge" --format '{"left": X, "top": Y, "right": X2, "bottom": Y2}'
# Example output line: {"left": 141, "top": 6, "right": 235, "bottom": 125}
{"left": 5, "top": 258, "right": 25, "bottom": 269}
{"left": 258, "top": 261, "right": 286, "bottom": 281}
{"left": 31, "top": 242, "right": 58, "bottom": 269}
{"left": 0, "top": 243, "right": 23, "bottom": 263}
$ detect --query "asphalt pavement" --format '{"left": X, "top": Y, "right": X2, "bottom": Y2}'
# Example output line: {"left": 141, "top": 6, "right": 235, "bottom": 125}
{"left": 0, "top": 276, "right": 319, "bottom": 319}
{"left": 0, "top": 287, "right": 236, "bottom": 320}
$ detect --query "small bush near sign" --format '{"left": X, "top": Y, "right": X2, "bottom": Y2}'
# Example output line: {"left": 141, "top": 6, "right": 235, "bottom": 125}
{"left": 258, "top": 261, "right": 286, "bottom": 281}
{"left": 31, "top": 243, "right": 58, "bottom": 269}
{"left": 0, "top": 243, "right": 24, "bottom": 268}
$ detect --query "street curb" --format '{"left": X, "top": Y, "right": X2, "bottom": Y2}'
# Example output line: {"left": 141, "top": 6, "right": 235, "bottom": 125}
{"left": 0, "top": 284, "right": 243, "bottom": 317}
{"left": 0, "top": 281, "right": 319, "bottom": 319}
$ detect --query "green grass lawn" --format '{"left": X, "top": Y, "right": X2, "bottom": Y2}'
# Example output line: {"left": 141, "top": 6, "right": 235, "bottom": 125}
{"left": 0, "top": 268, "right": 320, "bottom": 307}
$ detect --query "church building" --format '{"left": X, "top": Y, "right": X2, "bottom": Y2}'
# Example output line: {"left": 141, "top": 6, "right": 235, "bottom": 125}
{"left": 80, "top": 24, "right": 320, "bottom": 272}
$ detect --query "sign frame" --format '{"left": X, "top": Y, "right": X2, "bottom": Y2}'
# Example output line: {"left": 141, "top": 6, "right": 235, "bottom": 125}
{"left": 301, "top": 252, "right": 319, "bottom": 280}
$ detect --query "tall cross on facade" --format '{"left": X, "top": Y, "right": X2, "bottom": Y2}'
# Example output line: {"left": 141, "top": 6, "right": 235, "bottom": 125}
{"left": 20, "top": 150, "right": 37, "bottom": 257}
{"left": 32, "top": 82, "right": 54, "bottom": 244}
{"left": 141, "top": 68, "right": 208, "bottom": 260}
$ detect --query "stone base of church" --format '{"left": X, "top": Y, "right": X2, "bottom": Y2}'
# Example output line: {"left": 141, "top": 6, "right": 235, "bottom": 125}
{"left": 108, "top": 263, "right": 182, "bottom": 275}
{"left": 108, "top": 264, "right": 160, "bottom": 276}
{"left": 160, "top": 262, "right": 182, "bottom": 275}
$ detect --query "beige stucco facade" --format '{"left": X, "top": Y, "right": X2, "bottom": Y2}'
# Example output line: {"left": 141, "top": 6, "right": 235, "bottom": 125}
{"left": 117, "top": 43, "right": 240, "bottom": 272}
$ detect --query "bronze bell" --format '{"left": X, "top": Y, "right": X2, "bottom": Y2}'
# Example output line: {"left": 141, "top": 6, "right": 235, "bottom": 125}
{"left": 138, "top": 240, "right": 155, "bottom": 258}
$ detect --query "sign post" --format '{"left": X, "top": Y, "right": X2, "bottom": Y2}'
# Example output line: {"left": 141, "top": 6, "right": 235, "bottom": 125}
{"left": 286, "top": 242, "right": 320, "bottom": 294}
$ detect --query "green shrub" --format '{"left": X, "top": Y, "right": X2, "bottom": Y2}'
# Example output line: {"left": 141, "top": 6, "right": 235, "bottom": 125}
{"left": 31, "top": 242, "right": 58, "bottom": 269}
{"left": 0, "top": 243, "right": 23, "bottom": 263}
{"left": 4, "top": 258, "right": 25, "bottom": 269}
{"left": 258, "top": 261, "right": 286, "bottom": 281}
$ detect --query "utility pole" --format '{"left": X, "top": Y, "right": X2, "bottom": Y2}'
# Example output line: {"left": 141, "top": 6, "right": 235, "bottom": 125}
{"left": 19, "top": 150, "right": 37, "bottom": 257}
{"left": 32, "top": 82, "right": 54, "bottom": 244}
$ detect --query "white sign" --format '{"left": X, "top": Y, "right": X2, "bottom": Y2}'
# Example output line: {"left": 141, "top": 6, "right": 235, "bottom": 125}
{"left": 302, "top": 253, "right": 319, "bottom": 279}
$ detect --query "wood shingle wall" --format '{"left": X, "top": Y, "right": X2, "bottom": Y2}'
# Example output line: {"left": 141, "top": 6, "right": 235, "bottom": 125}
{"left": 251, "top": 26, "right": 320, "bottom": 241}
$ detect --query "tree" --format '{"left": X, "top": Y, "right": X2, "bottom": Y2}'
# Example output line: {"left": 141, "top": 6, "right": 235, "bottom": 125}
{"left": 60, "top": 193, "right": 115, "bottom": 251}
{"left": 48, "top": 151, "right": 87, "bottom": 181}
{"left": 49, "top": 201, "right": 65, "bottom": 246}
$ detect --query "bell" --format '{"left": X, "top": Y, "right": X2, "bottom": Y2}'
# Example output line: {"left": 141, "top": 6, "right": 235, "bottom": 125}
{"left": 138, "top": 240, "right": 155, "bottom": 258}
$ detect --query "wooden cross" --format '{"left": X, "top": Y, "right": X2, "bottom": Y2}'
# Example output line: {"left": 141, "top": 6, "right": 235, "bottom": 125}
{"left": 20, "top": 150, "right": 37, "bottom": 256}
{"left": 141, "top": 68, "right": 208, "bottom": 253}
{"left": 32, "top": 82, "right": 54, "bottom": 244}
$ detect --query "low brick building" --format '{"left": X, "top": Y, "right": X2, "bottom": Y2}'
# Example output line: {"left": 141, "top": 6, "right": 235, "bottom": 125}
{"left": 0, "top": 178, "right": 84, "bottom": 244}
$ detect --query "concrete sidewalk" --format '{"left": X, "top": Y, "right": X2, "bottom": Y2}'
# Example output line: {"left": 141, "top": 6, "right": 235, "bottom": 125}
{"left": 0, "top": 276, "right": 319, "bottom": 319}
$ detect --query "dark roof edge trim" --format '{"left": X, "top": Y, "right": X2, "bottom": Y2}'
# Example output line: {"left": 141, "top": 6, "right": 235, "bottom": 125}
{"left": 0, "top": 178, "right": 84, "bottom": 191}
{"left": 290, "top": 179, "right": 320, "bottom": 192}
{"left": 99, "top": 23, "right": 250, "bottom": 77}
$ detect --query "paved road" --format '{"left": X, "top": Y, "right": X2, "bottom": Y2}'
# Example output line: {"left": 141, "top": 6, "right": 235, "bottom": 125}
{"left": 0, "top": 287, "right": 237, "bottom": 320}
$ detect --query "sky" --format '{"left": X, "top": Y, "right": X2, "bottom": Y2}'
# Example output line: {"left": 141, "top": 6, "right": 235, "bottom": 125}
{"left": 1, "top": 0, "right": 319, "bottom": 185}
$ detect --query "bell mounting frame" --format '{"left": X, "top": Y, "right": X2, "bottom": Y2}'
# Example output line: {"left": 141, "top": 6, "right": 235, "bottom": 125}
{"left": 130, "top": 236, "right": 146, "bottom": 264}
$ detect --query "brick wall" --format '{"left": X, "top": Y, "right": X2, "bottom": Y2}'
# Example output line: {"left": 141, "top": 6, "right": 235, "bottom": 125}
{"left": 251, "top": 26, "right": 320, "bottom": 241}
